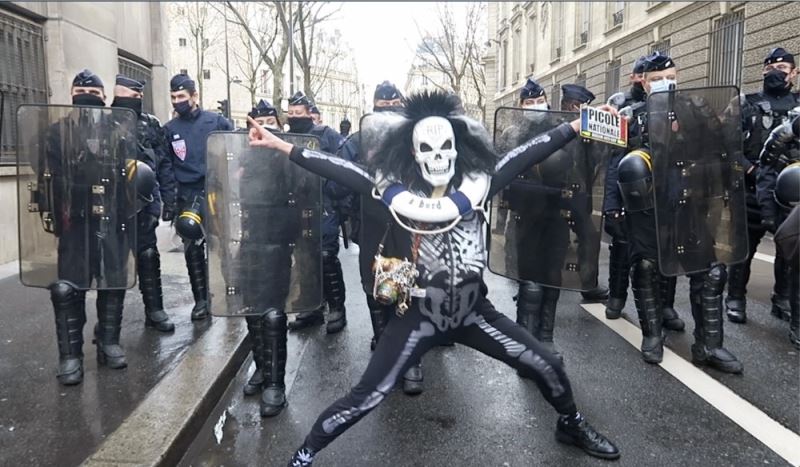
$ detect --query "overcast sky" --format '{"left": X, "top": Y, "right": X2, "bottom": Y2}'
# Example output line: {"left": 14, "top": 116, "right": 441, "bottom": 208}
{"left": 331, "top": 2, "right": 468, "bottom": 93}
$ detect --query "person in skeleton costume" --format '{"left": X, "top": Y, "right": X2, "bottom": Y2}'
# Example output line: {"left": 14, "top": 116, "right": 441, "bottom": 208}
{"left": 248, "top": 91, "right": 621, "bottom": 465}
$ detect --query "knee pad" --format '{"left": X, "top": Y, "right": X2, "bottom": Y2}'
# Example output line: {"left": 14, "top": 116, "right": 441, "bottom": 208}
{"left": 138, "top": 247, "right": 159, "bottom": 266}
{"left": 263, "top": 308, "right": 288, "bottom": 331}
{"left": 704, "top": 263, "right": 726, "bottom": 296}
{"left": 631, "top": 258, "right": 657, "bottom": 287}
{"left": 518, "top": 282, "right": 543, "bottom": 305}
{"left": 50, "top": 280, "right": 79, "bottom": 304}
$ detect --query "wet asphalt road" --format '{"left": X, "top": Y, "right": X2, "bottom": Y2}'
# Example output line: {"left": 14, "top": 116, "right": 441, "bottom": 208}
{"left": 180, "top": 238, "right": 799, "bottom": 467}
{"left": 0, "top": 224, "right": 212, "bottom": 467}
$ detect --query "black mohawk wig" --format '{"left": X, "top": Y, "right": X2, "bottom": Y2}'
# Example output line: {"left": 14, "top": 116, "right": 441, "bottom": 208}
{"left": 368, "top": 90, "right": 496, "bottom": 194}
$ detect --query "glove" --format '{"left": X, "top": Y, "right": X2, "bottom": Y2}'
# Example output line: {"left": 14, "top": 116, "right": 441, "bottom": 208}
{"left": 603, "top": 210, "right": 626, "bottom": 239}
{"left": 761, "top": 217, "right": 777, "bottom": 233}
{"left": 162, "top": 204, "right": 176, "bottom": 222}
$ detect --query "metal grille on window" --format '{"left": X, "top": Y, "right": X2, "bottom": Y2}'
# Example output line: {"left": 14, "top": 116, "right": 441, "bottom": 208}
{"left": 118, "top": 56, "right": 153, "bottom": 115}
{"left": 605, "top": 59, "right": 621, "bottom": 99}
{"left": 710, "top": 10, "right": 744, "bottom": 87}
{"left": 651, "top": 38, "right": 671, "bottom": 56}
{"left": 0, "top": 10, "right": 48, "bottom": 165}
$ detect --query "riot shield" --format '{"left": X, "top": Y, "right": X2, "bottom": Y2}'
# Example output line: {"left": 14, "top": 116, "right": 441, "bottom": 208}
{"left": 488, "top": 107, "right": 608, "bottom": 291}
{"left": 647, "top": 86, "right": 748, "bottom": 276}
{"left": 16, "top": 104, "right": 138, "bottom": 289}
{"left": 205, "top": 131, "right": 323, "bottom": 317}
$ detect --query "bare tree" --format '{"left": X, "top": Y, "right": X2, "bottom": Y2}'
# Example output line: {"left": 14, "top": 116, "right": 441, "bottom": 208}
{"left": 172, "top": 2, "right": 222, "bottom": 106}
{"left": 292, "top": 1, "right": 343, "bottom": 102}
{"left": 414, "top": 3, "right": 487, "bottom": 120}
{"left": 224, "top": 1, "right": 292, "bottom": 112}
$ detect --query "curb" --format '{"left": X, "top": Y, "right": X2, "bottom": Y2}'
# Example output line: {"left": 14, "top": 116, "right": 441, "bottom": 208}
{"left": 82, "top": 317, "right": 250, "bottom": 467}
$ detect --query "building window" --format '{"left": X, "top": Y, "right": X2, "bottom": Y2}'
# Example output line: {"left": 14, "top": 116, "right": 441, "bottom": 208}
{"left": 608, "top": 2, "right": 625, "bottom": 29}
{"left": 179, "top": 38, "right": 187, "bottom": 47}
{"left": 0, "top": 10, "right": 49, "bottom": 165}
{"left": 550, "top": 2, "right": 564, "bottom": 62}
{"left": 118, "top": 56, "right": 154, "bottom": 114}
{"left": 526, "top": 10, "right": 536, "bottom": 73}
{"left": 710, "top": 10, "right": 744, "bottom": 87}
{"left": 651, "top": 38, "right": 671, "bottom": 56}
{"left": 501, "top": 40, "right": 509, "bottom": 89}
{"left": 512, "top": 28, "right": 521, "bottom": 85}
{"left": 575, "top": 3, "right": 590, "bottom": 46}
{"left": 605, "top": 59, "right": 622, "bottom": 98}
{"left": 203, "top": 69, "right": 211, "bottom": 80}
{"left": 575, "top": 72, "right": 587, "bottom": 88}
{"left": 180, "top": 68, "right": 188, "bottom": 75}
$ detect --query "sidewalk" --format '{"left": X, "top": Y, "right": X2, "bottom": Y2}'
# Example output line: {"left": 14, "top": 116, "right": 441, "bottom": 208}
{"left": 0, "top": 224, "right": 248, "bottom": 467}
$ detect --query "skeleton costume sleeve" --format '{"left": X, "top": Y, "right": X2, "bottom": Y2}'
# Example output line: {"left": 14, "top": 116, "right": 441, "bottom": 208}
{"left": 289, "top": 146, "right": 375, "bottom": 195}
{"left": 490, "top": 122, "right": 577, "bottom": 198}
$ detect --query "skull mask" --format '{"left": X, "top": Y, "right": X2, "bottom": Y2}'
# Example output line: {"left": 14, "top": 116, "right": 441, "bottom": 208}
{"left": 412, "top": 116, "right": 457, "bottom": 187}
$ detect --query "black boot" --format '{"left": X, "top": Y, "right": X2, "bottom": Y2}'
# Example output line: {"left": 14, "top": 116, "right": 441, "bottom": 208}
{"left": 138, "top": 247, "right": 175, "bottom": 332}
{"left": 185, "top": 242, "right": 209, "bottom": 321}
{"left": 659, "top": 275, "right": 685, "bottom": 332}
{"left": 689, "top": 267, "right": 743, "bottom": 374}
{"left": 516, "top": 282, "right": 542, "bottom": 337}
{"left": 605, "top": 239, "right": 629, "bottom": 319}
{"left": 772, "top": 256, "right": 791, "bottom": 321}
{"left": 725, "top": 261, "right": 748, "bottom": 324}
{"left": 368, "top": 295, "right": 390, "bottom": 351}
{"left": 538, "top": 286, "right": 563, "bottom": 363}
{"left": 555, "top": 412, "right": 620, "bottom": 460}
{"left": 402, "top": 363, "right": 424, "bottom": 395}
{"left": 260, "top": 308, "right": 288, "bottom": 417}
{"left": 322, "top": 251, "right": 347, "bottom": 334}
{"left": 788, "top": 268, "right": 799, "bottom": 349}
{"left": 244, "top": 315, "right": 266, "bottom": 396}
{"left": 631, "top": 259, "right": 664, "bottom": 364}
{"left": 94, "top": 290, "right": 127, "bottom": 369}
{"left": 51, "top": 281, "right": 86, "bottom": 386}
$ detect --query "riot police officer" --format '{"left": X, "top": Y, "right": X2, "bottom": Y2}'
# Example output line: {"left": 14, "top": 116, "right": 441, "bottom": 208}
{"left": 618, "top": 52, "right": 742, "bottom": 373}
{"left": 338, "top": 81, "right": 424, "bottom": 395}
{"left": 112, "top": 75, "right": 176, "bottom": 333}
{"left": 339, "top": 117, "right": 351, "bottom": 137}
{"left": 164, "top": 73, "right": 233, "bottom": 322}
{"left": 310, "top": 103, "right": 322, "bottom": 126}
{"left": 758, "top": 114, "right": 800, "bottom": 347}
{"left": 727, "top": 47, "right": 800, "bottom": 324}
{"left": 285, "top": 92, "right": 348, "bottom": 334}
{"left": 45, "top": 70, "right": 134, "bottom": 385}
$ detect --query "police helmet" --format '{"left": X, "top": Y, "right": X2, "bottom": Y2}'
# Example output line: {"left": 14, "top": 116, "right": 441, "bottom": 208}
{"left": 617, "top": 149, "right": 654, "bottom": 212}
{"left": 776, "top": 162, "right": 800, "bottom": 209}
{"left": 126, "top": 159, "right": 156, "bottom": 213}
{"left": 176, "top": 196, "right": 204, "bottom": 241}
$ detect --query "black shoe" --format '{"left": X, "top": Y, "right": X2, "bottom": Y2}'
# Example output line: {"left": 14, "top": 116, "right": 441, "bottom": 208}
{"left": 605, "top": 297, "right": 625, "bottom": 319}
{"left": 640, "top": 335, "right": 663, "bottom": 364}
{"left": 725, "top": 297, "right": 747, "bottom": 324}
{"left": 771, "top": 294, "right": 791, "bottom": 321}
{"left": 243, "top": 368, "right": 264, "bottom": 396}
{"left": 191, "top": 300, "right": 209, "bottom": 321}
{"left": 145, "top": 309, "right": 176, "bottom": 332}
{"left": 661, "top": 307, "right": 686, "bottom": 332}
{"left": 57, "top": 357, "right": 84, "bottom": 386}
{"left": 691, "top": 345, "right": 743, "bottom": 374}
{"left": 582, "top": 286, "right": 609, "bottom": 302}
{"left": 326, "top": 308, "right": 347, "bottom": 334}
{"left": 260, "top": 386, "right": 287, "bottom": 417}
{"left": 555, "top": 414, "right": 620, "bottom": 460}
{"left": 287, "top": 446, "right": 316, "bottom": 467}
{"left": 402, "top": 364, "right": 424, "bottom": 395}
{"left": 96, "top": 343, "right": 128, "bottom": 369}
{"left": 288, "top": 309, "right": 324, "bottom": 331}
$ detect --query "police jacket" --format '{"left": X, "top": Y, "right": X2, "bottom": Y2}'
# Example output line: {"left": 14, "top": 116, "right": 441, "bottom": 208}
{"left": 137, "top": 113, "right": 176, "bottom": 217}
{"left": 165, "top": 109, "right": 233, "bottom": 185}
{"left": 603, "top": 90, "right": 647, "bottom": 213}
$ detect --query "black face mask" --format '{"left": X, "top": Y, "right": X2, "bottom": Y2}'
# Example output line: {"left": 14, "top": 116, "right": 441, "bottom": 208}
{"left": 763, "top": 69, "right": 791, "bottom": 95}
{"left": 111, "top": 96, "right": 143, "bottom": 115}
{"left": 173, "top": 100, "right": 193, "bottom": 117}
{"left": 288, "top": 117, "right": 314, "bottom": 133}
{"left": 72, "top": 93, "right": 105, "bottom": 107}
{"left": 374, "top": 106, "right": 403, "bottom": 113}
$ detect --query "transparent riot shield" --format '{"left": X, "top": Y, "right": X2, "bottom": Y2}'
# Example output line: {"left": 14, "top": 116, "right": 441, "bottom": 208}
{"left": 205, "top": 131, "right": 323, "bottom": 316}
{"left": 647, "top": 86, "right": 748, "bottom": 276}
{"left": 488, "top": 107, "right": 608, "bottom": 291}
{"left": 16, "top": 104, "right": 138, "bottom": 289}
